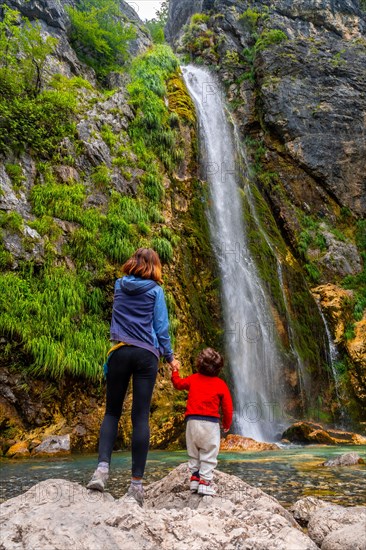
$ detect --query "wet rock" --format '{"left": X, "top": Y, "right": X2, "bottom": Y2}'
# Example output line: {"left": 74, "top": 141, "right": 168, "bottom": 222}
{"left": 282, "top": 421, "right": 366, "bottom": 445}
{"left": 307, "top": 504, "right": 366, "bottom": 548}
{"left": 290, "top": 496, "right": 329, "bottom": 527}
{"left": 220, "top": 434, "right": 280, "bottom": 452}
{"left": 312, "top": 284, "right": 354, "bottom": 344}
{"left": 0, "top": 464, "right": 318, "bottom": 550}
{"left": 312, "top": 285, "right": 366, "bottom": 406}
{"left": 5, "top": 441, "right": 30, "bottom": 458}
{"left": 323, "top": 452, "right": 365, "bottom": 467}
{"left": 31, "top": 434, "right": 71, "bottom": 457}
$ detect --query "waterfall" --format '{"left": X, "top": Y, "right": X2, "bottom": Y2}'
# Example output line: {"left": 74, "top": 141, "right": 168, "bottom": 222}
{"left": 183, "top": 65, "right": 287, "bottom": 441}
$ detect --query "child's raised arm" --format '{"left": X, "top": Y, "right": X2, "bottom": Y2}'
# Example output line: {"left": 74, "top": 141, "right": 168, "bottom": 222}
{"left": 171, "top": 369, "right": 192, "bottom": 390}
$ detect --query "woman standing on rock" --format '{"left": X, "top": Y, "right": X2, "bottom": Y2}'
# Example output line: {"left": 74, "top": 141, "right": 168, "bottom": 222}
{"left": 87, "top": 248, "right": 179, "bottom": 505}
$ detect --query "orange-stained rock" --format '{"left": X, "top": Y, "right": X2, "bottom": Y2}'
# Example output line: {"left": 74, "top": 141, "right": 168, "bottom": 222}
{"left": 282, "top": 422, "right": 366, "bottom": 445}
{"left": 346, "top": 319, "right": 366, "bottom": 367}
{"left": 311, "top": 284, "right": 353, "bottom": 344}
{"left": 6, "top": 441, "right": 30, "bottom": 458}
{"left": 220, "top": 434, "right": 279, "bottom": 452}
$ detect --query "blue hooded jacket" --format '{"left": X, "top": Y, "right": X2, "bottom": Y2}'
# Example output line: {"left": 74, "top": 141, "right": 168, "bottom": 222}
{"left": 110, "top": 274, "right": 174, "bottom": 363}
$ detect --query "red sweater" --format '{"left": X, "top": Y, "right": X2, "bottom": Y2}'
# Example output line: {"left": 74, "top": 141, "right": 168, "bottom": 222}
{"left": 171, "top": 371, "right": 233, "bottom": 431}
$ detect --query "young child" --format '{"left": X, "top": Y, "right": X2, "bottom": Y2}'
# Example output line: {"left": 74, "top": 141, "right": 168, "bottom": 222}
{"left": 171, "top": 347, "right": 233, "bottom": 495}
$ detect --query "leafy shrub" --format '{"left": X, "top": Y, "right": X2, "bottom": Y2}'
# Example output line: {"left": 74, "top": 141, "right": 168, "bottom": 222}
{"left": 67, "top": 0, "right": 136, "bottom": 78}
{"left": 0, "top": 211, "right": 24, "bottom": 233}
{"left": 127, "top": 45, "right": 183, "bottom": 173}
{"left": 5, "top": 164, "right": 25, "bottom": 189}
{"left": 91, "top": 164, "right": 112, "bottom": 189}
{"left": 145, "top": 1, "right": 168, "bottom": 44}
{"left": 305, "top": 263, "right": 321, "bottom": 283}
{"left": 255, "top": 29, "right": 288, "bottom": 51}
{"left": 0, "top": 90, "right": 78, "bottom": 156}
{"left": 191, "top": 14, "right": 210, "bottom": 25}
{"left": 238, "top": 8, "right": 264, "bottom": 30}
{"left": 142, "top": 173, "right": 164, "bottom": 202}
{"left": 342, "top": 220, "right": 366, "bottom": 321}
{"left": 0, "top": 6, "right": 58, "bottom": 98}
{"left": 101, "top": 124, "right": 118, "bottom": 150}
{"left": 0, "top": 8, "right": 78, "bottom": 157}
{"left": 152, "top": 237, "right": 173, "bottom": 263}
{"left": 31, "top": 181, "right": 86, "bottom": 222}
{"left": 28, "top": 216, "right": 62, "bottom": 241}
{"left": 0, "top": 268, "right": 109, "bottom": 380}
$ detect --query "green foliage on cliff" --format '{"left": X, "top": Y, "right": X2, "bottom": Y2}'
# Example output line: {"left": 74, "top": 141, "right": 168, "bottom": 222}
{"left": 145, "top": 0, "right": 169, "bottom": 44}
{"left": 255, "top": 29, "right": 288, "bottom": 52}
{"left": 0, "top": 43, "right": 191, "bottom": 381}
{"left": 127, "top": 45, "right": 185, "bottom": 175}
{"left": 0, "top": 6, "right": 57, "bottom": 96}
{"left": 67, "top": 0, "right": 136, "bottom": 77}
{"left": 238, "top": 7, "right": 268, "bottom": 31}
{"left": 0, "top": 267, "right": 108, "bottom": 379}
{"left": 342, "top": 220, "right": 366, "bottom": 321}
{"left": 0, "top": 7, "right": 78, "bottom": 157}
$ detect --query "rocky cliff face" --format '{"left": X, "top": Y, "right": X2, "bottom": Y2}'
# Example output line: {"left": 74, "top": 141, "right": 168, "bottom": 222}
{"left": 166, "top": 0, "right": 366, "bottom": 423}
{"left": 0, "top": 1, "right": 222, "bottom": 453}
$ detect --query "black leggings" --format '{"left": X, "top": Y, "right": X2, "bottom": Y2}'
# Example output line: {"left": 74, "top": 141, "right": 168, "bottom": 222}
{"left": 98, "top": 346, "right": 158, "bottom": 478}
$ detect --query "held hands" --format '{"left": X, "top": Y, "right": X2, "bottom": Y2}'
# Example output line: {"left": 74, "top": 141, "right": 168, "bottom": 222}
{"left": 169, "top": 358, "right": 180, "bottom": 372}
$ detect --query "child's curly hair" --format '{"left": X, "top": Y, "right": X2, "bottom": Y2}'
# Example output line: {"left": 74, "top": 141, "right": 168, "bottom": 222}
{"left": 196, "top": 348, "right": 224, "bottom": 377}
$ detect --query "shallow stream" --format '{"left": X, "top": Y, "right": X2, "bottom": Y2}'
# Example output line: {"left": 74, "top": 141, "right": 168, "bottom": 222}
{"left": 1, "top": 445, "right": 365, "bottom": 507}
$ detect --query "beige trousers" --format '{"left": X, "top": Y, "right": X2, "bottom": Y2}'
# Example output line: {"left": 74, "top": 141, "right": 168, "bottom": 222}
{"left": 186, "top": 419, "right": 221, "bottom": 481}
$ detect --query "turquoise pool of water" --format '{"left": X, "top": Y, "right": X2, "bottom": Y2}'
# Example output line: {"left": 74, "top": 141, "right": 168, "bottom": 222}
{"left": 1, "top": 445, "right": 365, "bottom": 507}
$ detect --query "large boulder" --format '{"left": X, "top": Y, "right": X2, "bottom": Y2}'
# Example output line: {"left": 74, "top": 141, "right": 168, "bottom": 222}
{"left": 31, "top": 434, "right": 70, "bottom": 457}
{"left": 5, "top": 441, "right": 30, "bottom": 459}
{"left": 289, "top": 496, "right": 329, "bottom": 527}
{"left": 0, "top": 463, "right": 318, "bottom": 550}
{"left": 307, "top": 504, "right": 366, "bottom": 548}
{"left": 282, "top": 421, "right": 366, "bottom": 445}
{"left": 323, "top": 452, "right": 365, "bottom": 467}
{"left": 220, "top": 434, "right": 279, "bottom": 451}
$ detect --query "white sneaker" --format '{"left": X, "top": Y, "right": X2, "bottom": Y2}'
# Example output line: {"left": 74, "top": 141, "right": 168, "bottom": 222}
{"left": 197, "top": 480, "right": 216, "bottom": 496}
{"left": 125, "top": 483, "right": 144, "bottom": 507}
{"left": 190, "top": 474, "right": 200, "bottom": 492}
{"left": 87, "top": 469, "right": 109, "bottom": 492}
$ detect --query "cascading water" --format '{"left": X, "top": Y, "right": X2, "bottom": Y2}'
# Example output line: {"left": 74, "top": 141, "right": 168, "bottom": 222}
{"left": 183, "top": 65, "right": 287, "bottom": 441}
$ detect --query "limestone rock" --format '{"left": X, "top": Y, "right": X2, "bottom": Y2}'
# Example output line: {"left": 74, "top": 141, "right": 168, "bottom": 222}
{"left": 282, "top": 421, "right": 366, "bottom": 445}
{"left": 31, "top": 434, "right": 71, "bottom": 457}
{"left": 289, "top": 496, "right": 329, "bottom": 527}
{"left": 312, "top": 284, "right": 354, "bottom": 344}
{"left": 4, "top": 0, "right": 151, "bottom": 78}
{"left": 220, "top": 434, "right": 280, "bottom": 452}
{"left": 166, "top": 0, "right": 204, "bottom": 44}
{"left": 307, "top": 504, "right": 366, "bottom": 547}
{"left": 321, "top": 522, "right": 366, "bottom": 550}
{"left": 5, "top": 441, "right": 30, "bottom": 458}
{"left": 0, "top": 464, "right": 318, "bottom": 550}
{"left": 315, "top": 225, "right": 362, "bottom": 279}
{"left": 323, "top": 452, "right": 365, "bottom": 467}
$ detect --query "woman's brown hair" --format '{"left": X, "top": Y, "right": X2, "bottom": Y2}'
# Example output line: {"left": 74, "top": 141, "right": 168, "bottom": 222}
{"left": 122, "top": 248, "right": 163, "bottom": 284}
{"left": 196, "top": 348, "right": 224, "bottom": 377}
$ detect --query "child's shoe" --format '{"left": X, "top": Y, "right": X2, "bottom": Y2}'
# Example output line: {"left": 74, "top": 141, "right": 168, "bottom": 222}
{"left": 190, "top": 471, "right": 200, "bottom": 492}
{"left": 87, "top": 468, "right": 109, "bottom": 492}
{"left": 197, "top": 479, "right": 216, "bottom": 496}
